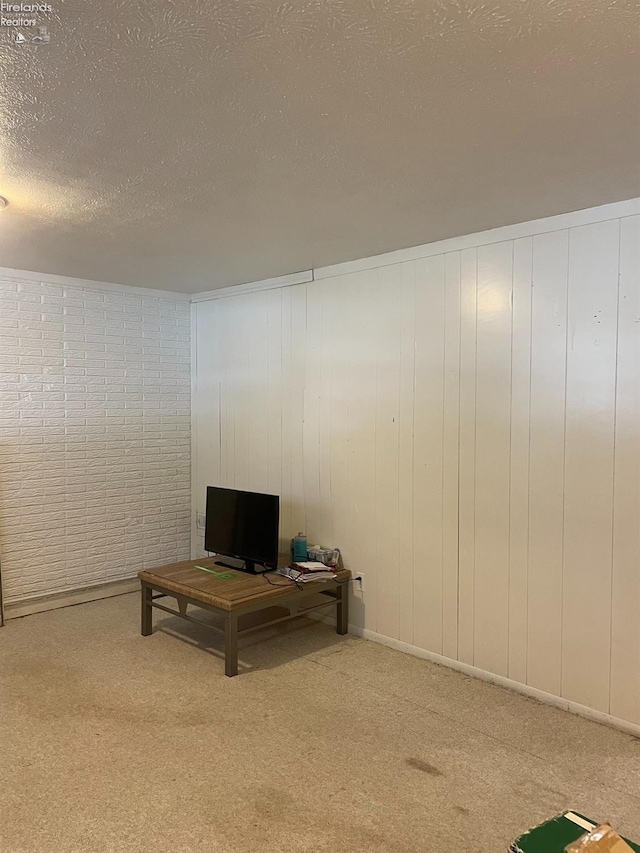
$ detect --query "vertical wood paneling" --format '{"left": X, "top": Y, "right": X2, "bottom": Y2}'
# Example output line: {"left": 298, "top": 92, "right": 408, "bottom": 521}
{"left": 232, "top": 296, "right": 250, "bottom": 490}
{"left": 562, "top": 219, "right": 620, "bottom": 711}
{"left": 303, "top": 284, "right": 322, "bottom": 542}
{"left": 211, "top": 305, "right": 223, "bottom": 493}
{"left": 193, "top": 205, "right": 640, "bottom": 728}
{"left": 220, "top": 297, "right": 235, "bottom": 488}
{"left": 375, "top": 265, "right": 402, "bottom": 640}
{"left": 610, "top": 215, "right": 640, "bottom": 724}
{"left": 346, "top": 271, "right": 378, "bottom": 630}
{"left": 398, "top": 262, "right": 416, "bottom": 644}
{"left": 413, "top": 255, "right": 445, "bottom": 653}
{"left": 474, "top": 242, "right": 513, "bottom": 676}
{"left": 267, "top": 289, "right": 283, "bottom": 503}
{"left": 508, "top": 237, "right": 533, "bottom": 684}
{"left": 191, "top": 301, "right": 201, "bottom": 556}
{"left": 457, "top": 248, "right": 477, "bottom": 665}
{"left": 247, "top": 293, "right": 269, "bottom": 493}
{"left": 289, "top": 286, "right": 307, "bottom": 539}
{"left": 318, "top": 285, "right": 335, "bottom": 548}
{"left": 442, "top": 253, "right": 461, "bottom": 659}
{"left": 328, "top": 278, "right": 351, "bottom": 577}
{"left": 342, "top": 274, "right": 362, "bottom": 623}
{"left": 527, "top": 230, "right": 569, "bottom": 695}
{"left": 280, "top": 288, "right": 293, "bottom": 551}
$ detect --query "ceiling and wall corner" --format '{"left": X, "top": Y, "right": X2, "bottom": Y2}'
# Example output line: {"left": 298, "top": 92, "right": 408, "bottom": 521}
{"left": 0, "top": 0, "right": 638, "bottom": 294}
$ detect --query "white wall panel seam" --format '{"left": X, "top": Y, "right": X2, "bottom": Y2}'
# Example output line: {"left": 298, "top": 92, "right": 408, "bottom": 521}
{"left": 507, "top": 242, "right": 514, "bottom": 671}
{"left": 440, "top": 264, "right": 447, "bottom": 654}
{"left": 457, "top": 248, "right": 478, "bottom": 663}
{"left": 449, "top": 252, "right": 462, "bottom": 660}
{"left": 373, "top": 269, "right": 381, "bottom": 635}
{"left": 559, "top": 229, "right": 571, "bottom": 696}
{"left": 608, "top": 219, "right": 623, "bottom": 714}
{"left": 472, "top": 250, "right": 478, "bottom": 666}
{"left": 190, "top": 303, "right": 198, "bottom": 555}
{"left": 401, "top": 261, "right": 417, "bottom": 645}
{"left": 525, "top": 248, "right": 534, "bottom": 683}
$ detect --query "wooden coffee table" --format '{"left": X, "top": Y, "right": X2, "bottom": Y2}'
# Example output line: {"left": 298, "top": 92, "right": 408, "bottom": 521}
{"left": 138, "top": 556, "right": 350, "bottom": 676}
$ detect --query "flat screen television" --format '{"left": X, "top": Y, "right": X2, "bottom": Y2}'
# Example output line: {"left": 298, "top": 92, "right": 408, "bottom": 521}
{"left": 204, "top": 486, "right": 279, "bottom": 573}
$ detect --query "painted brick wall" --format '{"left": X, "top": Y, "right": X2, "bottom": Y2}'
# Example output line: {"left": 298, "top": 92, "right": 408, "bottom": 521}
{"left": 0, "top": 274, "right": 191, "bottom": 605}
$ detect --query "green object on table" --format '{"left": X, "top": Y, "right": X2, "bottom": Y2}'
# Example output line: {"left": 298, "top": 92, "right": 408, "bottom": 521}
{"left": 193, "top": 565, "right": 236, "bottom": 580}
{"left": 509, "top": 812, "right": 640, "bottom": 852}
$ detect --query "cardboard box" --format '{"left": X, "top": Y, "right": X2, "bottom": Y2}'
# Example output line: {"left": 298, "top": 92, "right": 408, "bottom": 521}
{"left": 509, "top": 812, "right": 640, "bottom": 853}
{"left": 565, "top": 824, "right": 634, "bottom": 853}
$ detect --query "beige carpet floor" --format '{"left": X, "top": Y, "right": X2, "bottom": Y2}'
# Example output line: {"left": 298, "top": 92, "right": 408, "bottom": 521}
{"left": 1, "top": 593, "right": 639, "bottom": 853}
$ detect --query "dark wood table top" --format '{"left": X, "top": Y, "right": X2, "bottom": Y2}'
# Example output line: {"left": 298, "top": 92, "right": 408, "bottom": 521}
{"left": 138, "top": 556, "right": 350, "bottom": 612}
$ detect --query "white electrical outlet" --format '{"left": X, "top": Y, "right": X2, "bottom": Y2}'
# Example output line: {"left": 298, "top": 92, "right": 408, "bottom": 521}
{"left": 355, "top": 573, "right": 365, "bottom": 592}
{"left": 196, "top": 512, "right": 206, "bottom": 529}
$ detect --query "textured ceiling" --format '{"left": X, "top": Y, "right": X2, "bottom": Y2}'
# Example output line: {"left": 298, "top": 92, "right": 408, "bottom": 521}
{"left": 0, "top": 0, "right": 638, "bottom": 293}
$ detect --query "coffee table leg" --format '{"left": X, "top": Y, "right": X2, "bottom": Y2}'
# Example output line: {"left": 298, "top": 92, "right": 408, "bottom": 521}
{"left": 141, "top": 582, "right": 153, "bottom": 636}
{"left": 336, "top": 582, "right": 349, "bottom": 635}
{"left": 224, "top": 613, "right": 238, "bottom": 677}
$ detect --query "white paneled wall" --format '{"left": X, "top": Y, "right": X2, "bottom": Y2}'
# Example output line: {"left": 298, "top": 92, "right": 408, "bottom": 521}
{"left": 192, "top": 201, "right": 640, "bottom": 727}
{"left": 0, "top": 273, "right": 191, "bottom": 606}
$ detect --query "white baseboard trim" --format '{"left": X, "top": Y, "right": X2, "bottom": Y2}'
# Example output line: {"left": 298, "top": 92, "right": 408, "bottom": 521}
{"left": 4, "top": 577, "right": 139, "bottom": 620}
{"left": 308, "top": 612, "right": 640, "bottom": 739}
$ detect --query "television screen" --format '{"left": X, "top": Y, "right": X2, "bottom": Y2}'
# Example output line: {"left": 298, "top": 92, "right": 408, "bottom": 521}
{"left": 204, "top": 486, "right": 279, "bottom": 572}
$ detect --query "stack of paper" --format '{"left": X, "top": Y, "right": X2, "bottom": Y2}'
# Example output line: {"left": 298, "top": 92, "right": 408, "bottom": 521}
{"left": 275, "top": 565, "right": 337, "bottom": 583}
{"left": 293, "top": 561, "right": 333, "bottom": 572}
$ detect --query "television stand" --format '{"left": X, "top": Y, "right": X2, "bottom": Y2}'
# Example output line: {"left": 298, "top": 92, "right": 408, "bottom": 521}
{"left": 138, "top": 556, "right": 350, "bottom": 676}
